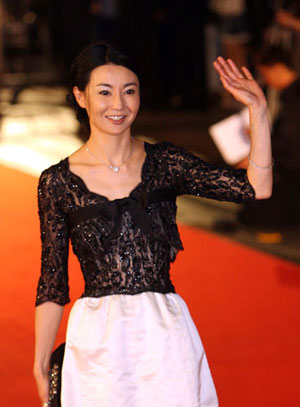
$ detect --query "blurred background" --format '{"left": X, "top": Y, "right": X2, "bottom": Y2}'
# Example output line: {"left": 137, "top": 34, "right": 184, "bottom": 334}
{"left": 1, "top": 2, "right": 300, "bottom": 407}
{"left": 1, "top": 0, "right": 300, "bottom": 261}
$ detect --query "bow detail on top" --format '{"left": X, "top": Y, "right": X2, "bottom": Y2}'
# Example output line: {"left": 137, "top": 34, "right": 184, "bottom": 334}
{"left": 101, "top": 193, "right": 151, "bottom": 239}
{"left": 67, "top": 191, "right": 151, "bottom": 239}
{"left": 67, "top": 188, "right": 177, "bottom": 239}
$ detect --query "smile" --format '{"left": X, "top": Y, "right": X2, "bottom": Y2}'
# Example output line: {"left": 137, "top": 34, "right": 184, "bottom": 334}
{"left": 106, "top": 115, "right": 126, "bottom": 120}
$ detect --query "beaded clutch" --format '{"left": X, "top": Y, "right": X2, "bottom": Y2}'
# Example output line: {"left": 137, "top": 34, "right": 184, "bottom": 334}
{"left": 48, "top": 343, "right": 65, "bottom": 407}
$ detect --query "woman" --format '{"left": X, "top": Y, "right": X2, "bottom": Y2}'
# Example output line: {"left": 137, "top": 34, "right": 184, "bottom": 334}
{"left": 33, "top": 41, "right": 272, "bottom": 407}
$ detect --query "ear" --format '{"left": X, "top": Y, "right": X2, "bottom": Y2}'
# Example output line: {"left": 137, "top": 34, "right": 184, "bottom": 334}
{"left": 73, "top": 87, "right": 86, "bottom": 109}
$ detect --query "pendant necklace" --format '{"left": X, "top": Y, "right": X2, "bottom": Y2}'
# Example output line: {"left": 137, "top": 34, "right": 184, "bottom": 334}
{"left": 86, "top": 138, "right": 135, "bottom": 172}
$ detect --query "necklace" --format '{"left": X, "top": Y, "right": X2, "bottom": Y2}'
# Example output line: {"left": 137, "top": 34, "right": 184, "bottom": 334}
{"left": 86, "top": 138, "right": 135, "bottom": 172}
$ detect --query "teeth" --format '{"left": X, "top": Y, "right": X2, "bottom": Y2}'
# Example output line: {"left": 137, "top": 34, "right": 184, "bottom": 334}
{"left": 107, "top": 115, "right": 125, "bottom": 120}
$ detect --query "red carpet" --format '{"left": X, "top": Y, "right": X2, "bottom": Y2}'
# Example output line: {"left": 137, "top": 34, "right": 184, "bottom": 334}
{"left": 1, "top": 164, "right": 300, "bottom": 406}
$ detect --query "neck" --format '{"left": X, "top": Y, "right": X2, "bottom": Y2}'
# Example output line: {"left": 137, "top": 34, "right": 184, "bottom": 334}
{"left": 87, "top": 131, "right": 133, "bottom": 167}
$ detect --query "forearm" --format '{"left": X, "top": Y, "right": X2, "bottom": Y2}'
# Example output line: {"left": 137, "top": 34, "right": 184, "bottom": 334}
{"left": 212, "top": 57, "right": 273, "bottom": 199}
{"left": 247, "top": 103, "right": 273, "bottom": 199}
{"left": 33, "top": 301, "right": 64, "bottom": 376}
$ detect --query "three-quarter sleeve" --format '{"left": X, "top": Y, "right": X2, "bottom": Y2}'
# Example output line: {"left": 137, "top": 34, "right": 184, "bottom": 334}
{"left": 35, "top": 169, "right": 70, "bottom": 306}
{"left": 167, "top": 143, "right": 256, "bottom": 203}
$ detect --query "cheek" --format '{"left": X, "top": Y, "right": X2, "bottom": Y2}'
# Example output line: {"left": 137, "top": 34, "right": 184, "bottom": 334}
{"left": 87, "top": 100, "right": 108, "bottom": 115}
{"left": 129, "top": 96, "right": 140, "bottom": 114}
{"left": 98, "top": 100, "right": 109, "bottom": 110}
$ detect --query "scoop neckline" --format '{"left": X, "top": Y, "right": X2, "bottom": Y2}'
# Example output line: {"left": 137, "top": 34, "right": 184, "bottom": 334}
{"left": 65, "top": 141, "right": 150, "bottom": 202}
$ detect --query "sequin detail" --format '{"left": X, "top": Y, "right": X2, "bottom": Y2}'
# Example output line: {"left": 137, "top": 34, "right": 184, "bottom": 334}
{"left": 48, "top": 363, "right": 60, "bottom": 403}
{"left": 48, "top": 342, "right": 65, "bottom": 406}
{"left": 35, "top": 141, "right": 255, "bottom": 306}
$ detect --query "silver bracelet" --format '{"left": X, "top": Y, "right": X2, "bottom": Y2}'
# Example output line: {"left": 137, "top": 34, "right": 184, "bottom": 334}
{"left": 248, "top": 154, "right": 274, "bottom": 169}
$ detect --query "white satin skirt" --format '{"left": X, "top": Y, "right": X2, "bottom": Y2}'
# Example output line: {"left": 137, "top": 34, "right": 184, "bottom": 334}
{"left": 61, "top": 292, "right": 218, "bottom": 407}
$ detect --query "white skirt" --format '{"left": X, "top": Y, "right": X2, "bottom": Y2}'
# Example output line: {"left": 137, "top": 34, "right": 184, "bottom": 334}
{"left": 61, "top": 292, "right": 218, "bottom": 407}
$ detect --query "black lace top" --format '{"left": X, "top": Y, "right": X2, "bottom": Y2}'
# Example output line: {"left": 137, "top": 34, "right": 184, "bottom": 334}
{"left": 36, "top": 141, "right": 255, "bottom": 306}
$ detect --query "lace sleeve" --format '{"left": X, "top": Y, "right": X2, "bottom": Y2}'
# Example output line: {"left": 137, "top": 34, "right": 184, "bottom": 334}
{"left": 35, "top": 168, "right": 70, "bottom": 306}
{"left": 166, "top": 143, "right": 256, "bottom": 203}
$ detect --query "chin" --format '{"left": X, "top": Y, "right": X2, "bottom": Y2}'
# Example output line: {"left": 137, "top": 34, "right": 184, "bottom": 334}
{"left": 102, "top": 126, "right": 131, "bottom": 137}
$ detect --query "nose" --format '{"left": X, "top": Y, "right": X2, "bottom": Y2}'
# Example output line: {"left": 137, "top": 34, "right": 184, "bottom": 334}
{"left": 111, "top": 91, "right": 124, "bottom": 110}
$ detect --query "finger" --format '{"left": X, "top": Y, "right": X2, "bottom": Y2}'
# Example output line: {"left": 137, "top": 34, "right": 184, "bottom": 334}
{"left": 241, "top": 66, "right": 254, "bottom": 80}
{"left": 213, "top": 60, "right": 232, "bottom": 83}
{"left": 216, "top": 56, "right": 239, "bottom": 80}
{"left": 227, "top": 59, "right": 244, "bottom": 79}
{"left": 219, "top": 76, "right": 235, "bottom": 93}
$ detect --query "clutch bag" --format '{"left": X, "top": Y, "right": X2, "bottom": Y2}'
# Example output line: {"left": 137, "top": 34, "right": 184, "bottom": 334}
{"left": 48, "top": 343, "right": 65, "bottom": 407}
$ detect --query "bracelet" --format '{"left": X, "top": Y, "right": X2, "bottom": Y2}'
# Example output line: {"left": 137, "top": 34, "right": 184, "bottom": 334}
{"left": 248, "top": 154, "right": 274, "bottom": 169}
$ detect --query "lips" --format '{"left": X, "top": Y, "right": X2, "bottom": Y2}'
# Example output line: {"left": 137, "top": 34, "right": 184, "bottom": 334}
{"left": 106, "top": 115, "right": 126, "bottom": 124}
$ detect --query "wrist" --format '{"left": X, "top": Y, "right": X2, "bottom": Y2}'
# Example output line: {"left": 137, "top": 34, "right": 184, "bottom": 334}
{"left": 248, "top": 101, "right": 268, "bottom": 116}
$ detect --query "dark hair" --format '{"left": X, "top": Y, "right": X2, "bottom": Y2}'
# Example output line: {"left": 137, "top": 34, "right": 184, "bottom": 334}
{"left": 67, "top": 41, "right": 143, "bottom": 134}
{"left": 255, "top": 46, "right": 294, "bottom": 69}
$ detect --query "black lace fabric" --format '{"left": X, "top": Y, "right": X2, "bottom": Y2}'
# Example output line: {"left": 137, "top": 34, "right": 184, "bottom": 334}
{"left": 36, "top": 141, "right": 255, "bottom": 306}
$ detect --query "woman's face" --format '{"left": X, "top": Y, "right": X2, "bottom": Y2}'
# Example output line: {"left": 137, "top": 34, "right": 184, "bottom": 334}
{"left": 74, "top": 64, "right": 140, "bottom": 137}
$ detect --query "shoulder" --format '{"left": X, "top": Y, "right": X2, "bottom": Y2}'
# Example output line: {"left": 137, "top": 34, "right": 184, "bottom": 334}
{"left": 148, "top": 141, "right": 205, "bottom": 168}
{"left": 147, "top": 141, "right": 194, "bottom": 160}
{"left": 148, "top": 140, "right": 180, "bottom": 152}
{"left": 38, "top": 159, "right": 68, "bottom": 189}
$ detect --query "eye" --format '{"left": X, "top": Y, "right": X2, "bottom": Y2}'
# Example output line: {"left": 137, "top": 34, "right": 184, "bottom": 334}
{"left": 99, "top": 90, "right": 110, "bottom": 96}
{"left": 124, "top": 89, "right": 136, "bottom": 95}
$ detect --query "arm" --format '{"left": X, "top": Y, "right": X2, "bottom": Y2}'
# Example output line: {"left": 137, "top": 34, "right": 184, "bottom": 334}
{"left": 33, "top": 302, "right": 64, "bottom": 404}
{"left": 162, "top": 141, "right": 255, "bottom": 203}
{"left": 213, "top": 57, "right": 272, "bottom": 199}
{"left": 34, "top": 168, "right": 70, "bottom": 405}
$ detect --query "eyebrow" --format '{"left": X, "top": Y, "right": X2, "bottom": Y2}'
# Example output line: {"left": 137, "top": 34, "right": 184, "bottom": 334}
{"left": 96, "top": 82, "right": 138, "bottom": 88}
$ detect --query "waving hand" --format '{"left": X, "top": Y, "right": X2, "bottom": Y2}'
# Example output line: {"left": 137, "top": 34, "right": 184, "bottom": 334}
{"left": 213, "top": 57, "right": 266, "bottom": 109}
{"left": 213, "top": 56, "right": 272, "bottom": 200}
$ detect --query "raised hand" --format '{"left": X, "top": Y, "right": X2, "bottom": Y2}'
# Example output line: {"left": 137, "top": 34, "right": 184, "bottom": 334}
{"left": 213, "top": 57, "right": 272, "bottom": 199}
{"left": 213, "top": 57, "right": 267, "bottom": 109}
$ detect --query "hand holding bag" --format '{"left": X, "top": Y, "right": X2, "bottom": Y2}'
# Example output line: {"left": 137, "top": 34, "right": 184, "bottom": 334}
{"left": 48, "top": 343, "right": 65, "bottom": 407}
